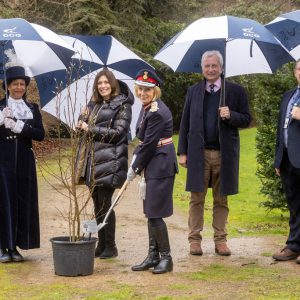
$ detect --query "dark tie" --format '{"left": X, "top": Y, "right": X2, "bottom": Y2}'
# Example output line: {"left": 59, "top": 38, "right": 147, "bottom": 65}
{"left": 209, "top": 83, "right": 215, "bottom": 94}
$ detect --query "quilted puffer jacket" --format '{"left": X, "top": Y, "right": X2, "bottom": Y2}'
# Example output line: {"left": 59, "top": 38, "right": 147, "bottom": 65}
{"left": 86, "top": 81, "right": 134, "bottom": 188}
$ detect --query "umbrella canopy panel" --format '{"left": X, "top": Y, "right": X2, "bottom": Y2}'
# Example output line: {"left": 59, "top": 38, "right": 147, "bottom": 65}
{"left": 0, "top": 19, "right": 74, "bottom": 80}
{"left": 0, "top": 18, "right": 41, "bottom": 41}
{"left": 265, "top": 10, "right": 300, "bottom": 59}
{"left": 70, "top": 35, "right": 154, "bottom": 79}
{"left": 155, "top": 15, "right": 294, "bottom": 77}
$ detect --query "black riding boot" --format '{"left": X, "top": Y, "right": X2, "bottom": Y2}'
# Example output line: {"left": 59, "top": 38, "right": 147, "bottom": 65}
{"left": 99, "top": 210, "right": 118, "bottom": 259}
{"left": 132, "top": 221, "right": 160, "bottom": 271}
{"left": 152, "top": 223, "right": 173, "bottom": 274}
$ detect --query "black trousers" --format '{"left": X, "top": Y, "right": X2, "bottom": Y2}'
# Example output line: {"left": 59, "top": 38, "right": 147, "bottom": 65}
{"left": 148, "top": 218, "right": 165, "bottom": 227}
{"left": 281, "top": 151, "right": 300, "bottom": 252}
{"left": 92, "top": 186, "right": 116, "bottom": 247}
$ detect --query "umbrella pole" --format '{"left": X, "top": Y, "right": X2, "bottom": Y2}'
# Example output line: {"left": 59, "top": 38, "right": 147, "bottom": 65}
{"left": 0, "top": 41, "right": 9, "bottom": 105}
{"left": 97, "top": 180, "right": 129, "bottom": 232}
{"left": 220, "top": 75, "right": 226, "bottom": 107}
{"left": 221, "top": 41, "right": 226, "bottom": 107}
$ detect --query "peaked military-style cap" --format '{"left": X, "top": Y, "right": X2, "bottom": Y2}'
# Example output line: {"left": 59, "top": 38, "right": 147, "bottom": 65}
{"left": 135, "top": 69, "right": 162, "bottom": 87}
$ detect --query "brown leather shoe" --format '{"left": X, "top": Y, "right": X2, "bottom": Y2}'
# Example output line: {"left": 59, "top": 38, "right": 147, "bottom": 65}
{"left": 215, "top": 243, "right": 231, "bottom": 256}
{"left": 190, "top": 242, "right": 203, "bottom": 256}
{"left": 272, "top": 247, "right": 299, "bottom": 261}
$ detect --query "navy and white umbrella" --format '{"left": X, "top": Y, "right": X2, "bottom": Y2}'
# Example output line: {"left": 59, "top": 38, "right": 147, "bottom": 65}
{"left": 154, "top": 15, "right": 294, "bottom": 77}
{"left": 265, "top": 10, "right": 300, "bottom": 60}
{"left": 0, "top": 18, "right": 74, "bottom": 81}
{"left": 36, "top": 35, "right": 154, "bottom": 136}
{"left": 69, "top": 35, "right": 154, "bottom": 79}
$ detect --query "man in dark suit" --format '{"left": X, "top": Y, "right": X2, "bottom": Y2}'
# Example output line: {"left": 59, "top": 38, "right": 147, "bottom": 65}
{"left": 273, "top": 59, "right": 300, "bottom": 262}
{"left": 178, "top": 50, "right": 251, "bottom": 256}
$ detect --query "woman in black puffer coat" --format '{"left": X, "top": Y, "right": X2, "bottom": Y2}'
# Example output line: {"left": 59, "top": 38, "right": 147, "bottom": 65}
{"left": 77, "top": 69, "right": 134, "bottom": 259}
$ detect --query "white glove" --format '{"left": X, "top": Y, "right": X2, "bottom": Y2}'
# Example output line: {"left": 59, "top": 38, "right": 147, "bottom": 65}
{"left": 12, "top": 120, "right": 24, "bottom": 133}
{"left": 2, "top": 107, "right": 13, "bottom": 118}
{"left": 127, "top": 167, "right": 136, "bottom": 182}
{"left": 4, "top": 118, "right": 16, "bottom": 130}
{"left": 138, "top": 177, "right": 146, "bottom": 201}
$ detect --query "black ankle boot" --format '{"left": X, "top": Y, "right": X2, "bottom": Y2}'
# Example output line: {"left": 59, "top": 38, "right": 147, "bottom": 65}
{"left": 153, "top": 254, "right": 173, "bottom": 274}
{"left": 0, "top": 248, "right": 11, "bottom": 263}
{"left": 131, "top": 251, "right": 160, "bottom": 271}
{"left": 132, "top": 221, "right": 160, "bottom": 271}
{"left": 95, "top": 243, "right": 105, "bottom": 257}
{"left": 151, "top": 223, "right": 173, "bottom": 274}
{"left": 8, "top": 248, "right": 23, "bottom": 262}
{"left": 99, "top": 245, "right": 118, "bottom": 259}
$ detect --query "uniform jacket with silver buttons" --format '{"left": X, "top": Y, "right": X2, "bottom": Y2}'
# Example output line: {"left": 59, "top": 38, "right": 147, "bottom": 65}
{"left": 132, "top": 98, "right": 178, "bottom": 179}
{"left": 0, "top": 98, "right": 44, "bottom": 250}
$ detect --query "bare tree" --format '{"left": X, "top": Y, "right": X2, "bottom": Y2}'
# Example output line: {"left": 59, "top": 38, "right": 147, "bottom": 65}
{"left": 38, "top": 67, "right": 95, "bottom": 241}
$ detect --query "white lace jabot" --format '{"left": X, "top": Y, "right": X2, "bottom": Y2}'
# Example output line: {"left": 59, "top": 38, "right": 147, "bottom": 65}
{"left": 8, "top": 97, "right": 33, "bottom": 120}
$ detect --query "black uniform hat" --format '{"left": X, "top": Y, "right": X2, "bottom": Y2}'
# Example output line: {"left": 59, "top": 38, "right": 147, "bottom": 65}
{"left": 135, "top": 69, "right": 162, "bottom": 87}
{"left": 5, "top": 66, "right": 30, "bottom": 86}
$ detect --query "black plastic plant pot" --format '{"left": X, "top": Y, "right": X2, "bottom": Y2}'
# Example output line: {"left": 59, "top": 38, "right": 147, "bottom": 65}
{"left": 50, "top": 236, "right": 97, "bottom": 277}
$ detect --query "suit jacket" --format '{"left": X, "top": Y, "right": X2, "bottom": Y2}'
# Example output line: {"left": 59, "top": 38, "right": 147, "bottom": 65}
{"left": 275, "top": 87, "right": 300, "bottom": 168}
{"left": 178, "top": 79, "right": 251, "bottom": 195}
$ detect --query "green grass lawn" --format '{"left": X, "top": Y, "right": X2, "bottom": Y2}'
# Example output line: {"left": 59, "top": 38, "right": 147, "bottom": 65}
{"left": 173, "top": 127, "right": 289, "bottom": 237}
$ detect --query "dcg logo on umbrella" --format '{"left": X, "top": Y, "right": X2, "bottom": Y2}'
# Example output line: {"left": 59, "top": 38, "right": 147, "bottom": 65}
{"left": 2, "top": 27, "right": 21, "bottom": 38}
{"left": 242, "top": 27, "right": 260, "bottom": 38}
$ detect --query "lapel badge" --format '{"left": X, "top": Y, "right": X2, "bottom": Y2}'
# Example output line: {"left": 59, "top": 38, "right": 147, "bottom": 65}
{"left": 150, "top": 101, "right": 159, "bottom": 112}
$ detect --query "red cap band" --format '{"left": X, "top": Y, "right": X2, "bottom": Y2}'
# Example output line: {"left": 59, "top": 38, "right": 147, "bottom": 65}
{"left": 136, "top": 75, "right": 157, "bottom": 84}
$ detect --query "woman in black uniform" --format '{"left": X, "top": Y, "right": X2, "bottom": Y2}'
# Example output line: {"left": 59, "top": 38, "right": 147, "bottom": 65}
{"left": 127, "top": 69, "right": 178, "bottom": 274}
{"left": 0, "top": 65, "right": 44, "bottom": 263}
